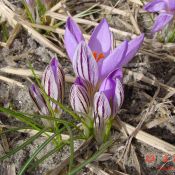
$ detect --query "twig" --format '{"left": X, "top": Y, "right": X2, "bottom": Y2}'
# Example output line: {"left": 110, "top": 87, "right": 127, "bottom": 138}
{"left": 0, "top": 66, "right": 75, "bottom": 83}
{"left": 0, "top": 1, "right": 65, "bottom": 57}
{"left": 113, "top": 121, "right": 175, "bottom": 155}
{"left": 46, "top": 138, "right": 93, "bottom": 175}
{"left": 0, "top": 75, "right": 24, "bottom": 87}
{"left": 77, "top": 158, "right": 110, "bottom": 175}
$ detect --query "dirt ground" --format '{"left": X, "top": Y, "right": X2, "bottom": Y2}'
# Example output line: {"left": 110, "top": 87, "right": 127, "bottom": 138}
{"left": 0, "top": 0, "right": 175, "bottom": 175}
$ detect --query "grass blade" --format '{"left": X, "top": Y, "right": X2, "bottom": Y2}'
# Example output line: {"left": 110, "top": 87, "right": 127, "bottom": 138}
{"left": 68, "top": 140, "right": 113, "bottom": 175}
{"left": 29, "top": 143, "right": 66, "bottom": 170}
{"left": 0, "top": 128, "right": 48, "bottom": 161}
{"left": 18, "top": 133, "right": 56, "bottom": 175}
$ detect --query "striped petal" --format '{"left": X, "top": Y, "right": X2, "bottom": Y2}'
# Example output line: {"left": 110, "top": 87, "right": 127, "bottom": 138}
{"left": 94, "top": 92, "right": 111, "bottom": 125}
{"left": 93, "top": 92, "right": 111, "bottom": 143}
{"left": 42, "top": 57, "right": 65, "bottom": 111}
{"left": 70, "top": 84, "right": 90, "bottom": 114}
{"left": 73, "top": 41, "right": 99, "bottom": 86}
{"left": 29, "top": 84, "right": 48, "bottom": 115}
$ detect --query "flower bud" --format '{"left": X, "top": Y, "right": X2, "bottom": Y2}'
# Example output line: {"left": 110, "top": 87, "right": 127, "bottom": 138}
{"left": 42, "top": 57, "right": 65, "bottom": 112}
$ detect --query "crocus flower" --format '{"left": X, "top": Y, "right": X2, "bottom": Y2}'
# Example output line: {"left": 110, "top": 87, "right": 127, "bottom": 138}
{"left": 65, "top": 17, "right": 144, "bottom": 82}
{"left": 65, "top": 17, "right": 144, "bottom": 143}
{"left": 70, "top": 42, "right": 125, "bottom": 143}
{"left": 29, "top": 57, "right": 65, "bottom": 126}
{"left": 42, "top": 57, "right": 65, "bottom": 112}
{"left": 144, "top": 0, "right": 175, "bottom": 33}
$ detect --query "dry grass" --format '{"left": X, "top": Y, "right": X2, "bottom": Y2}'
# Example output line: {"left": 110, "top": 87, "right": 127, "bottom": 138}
{"left": 0, "top": 0, "right": 175, "bottom": 174}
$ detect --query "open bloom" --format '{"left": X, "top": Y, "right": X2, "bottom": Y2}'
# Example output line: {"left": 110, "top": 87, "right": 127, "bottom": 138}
{"left": 65, "top": 18, "right": 144, "bottom": 143}
{"left": 29, "top": 57, "right": 65, "bottom": 126}
{"left": 144, "top": 0, "right": 175, "bottom": 33}
{"left": 65, "top": 17, "right": 144, "bottom": 82}
{"left": 69, "top": 42, "right": 125, "bottom": 143}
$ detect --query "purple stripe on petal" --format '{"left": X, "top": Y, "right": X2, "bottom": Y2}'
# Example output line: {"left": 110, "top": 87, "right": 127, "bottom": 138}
{"left": 93, "top": 92, "right": 111, "bottom": 121}
{"left": 42, "top": 57, "right": 65, "bottom": 111}
{"left": 88, "top": 19, "right": 111, "bottom": 57}
{"left": 73, "top": 41, "right": 99, "bottom": 86}
{"left": 64, "top": 17, "right": 85, "bottom": 61}
{"left": 151, "top": 13, "right": 173, "bottom": 33}
{"left": 70, "top": 84, "right": 90, "bottom": 114}
{"left": 29, "top": 84, "right": 49, "bottom": 115}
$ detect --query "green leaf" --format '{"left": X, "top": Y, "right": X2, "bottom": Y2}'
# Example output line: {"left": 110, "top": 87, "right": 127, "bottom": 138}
{"left": 22, "top": 0, "right": 35, "bottom": 23}
{"left": 68, "top": 140, "right": 113, "bottom": 175}
{"left": 18, "top": 133, "right": 56, "bottom": 175}
{"left": 0, "top": 126, "right": 33, "bottom": 136}
{"left": 36, "top": 0, "right": 46, "bottom": 17}
{"left": 0, "top": 106, "right": 42, "bottom": 130}
{"left": 29, "top": 143, "right": 66, "bottom": 170}
{"left": 2, "top": 23, "right": 9, "bottom": 42}
{"left": 0, "top": 128, "right": 47, "bottom": 161}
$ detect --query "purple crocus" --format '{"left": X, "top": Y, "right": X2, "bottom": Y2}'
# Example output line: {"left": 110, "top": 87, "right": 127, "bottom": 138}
{"left": 65, "top": 17, "right": 144, "bottom": 82}
{"left": 144, "top": 0, "right": 175, "bottom": 33}
{"left": 65, "top": 18, "right": 144, "bottom": 143}
{"left": 29, "top": 57, "right": 65, "bottom": 126}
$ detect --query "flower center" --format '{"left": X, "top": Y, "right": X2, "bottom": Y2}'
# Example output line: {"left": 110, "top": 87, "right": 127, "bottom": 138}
{"left": 93, "top": 51, "right": 105, "bottom": 62}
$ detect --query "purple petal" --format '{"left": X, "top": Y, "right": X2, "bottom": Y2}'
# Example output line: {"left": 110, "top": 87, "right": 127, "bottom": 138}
{"left": 99, "top": 77, "right": 115, "bottom": 101}
{"left": 70, "top": 84, "right": 90, "bottom": 114}
{"left": 73, "top": 41, "right": 99, "bottom": 86}
{"left": 64, "top": 17, "right": 85, "bottom": 61}
{"left": 100, "top": 41, "right": 128, "bottom": 80}
{"left": 144, "top": 0, "right": 167, "bottom": 12}
{"left": 121, "top": 34, "right": 144, "bottom": 66}
{"left": 113, "top": 79, "right": 124, "bottom": 115}
{"left": 74, "top": 76, "right": 94, "bottom": 97}
{"left": 151, "top": 13, "right": 174, "bottom": 33}
{"left": 88, "top": 19, "right": 111, "bottom": 57}
{"left": 167, "top": 0, "right": 175, "bottom": 11}
{"left": 29, "top": 84, "right": 49, "bottom": 115}
{"left": 42, "top": 57, "right": 65, "bottom": 110}
{"left": 99, "top": 68, "right": 123, "bottom": 101}
{"left": 106, "top": 68, "right": 123, "bottom": 81}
